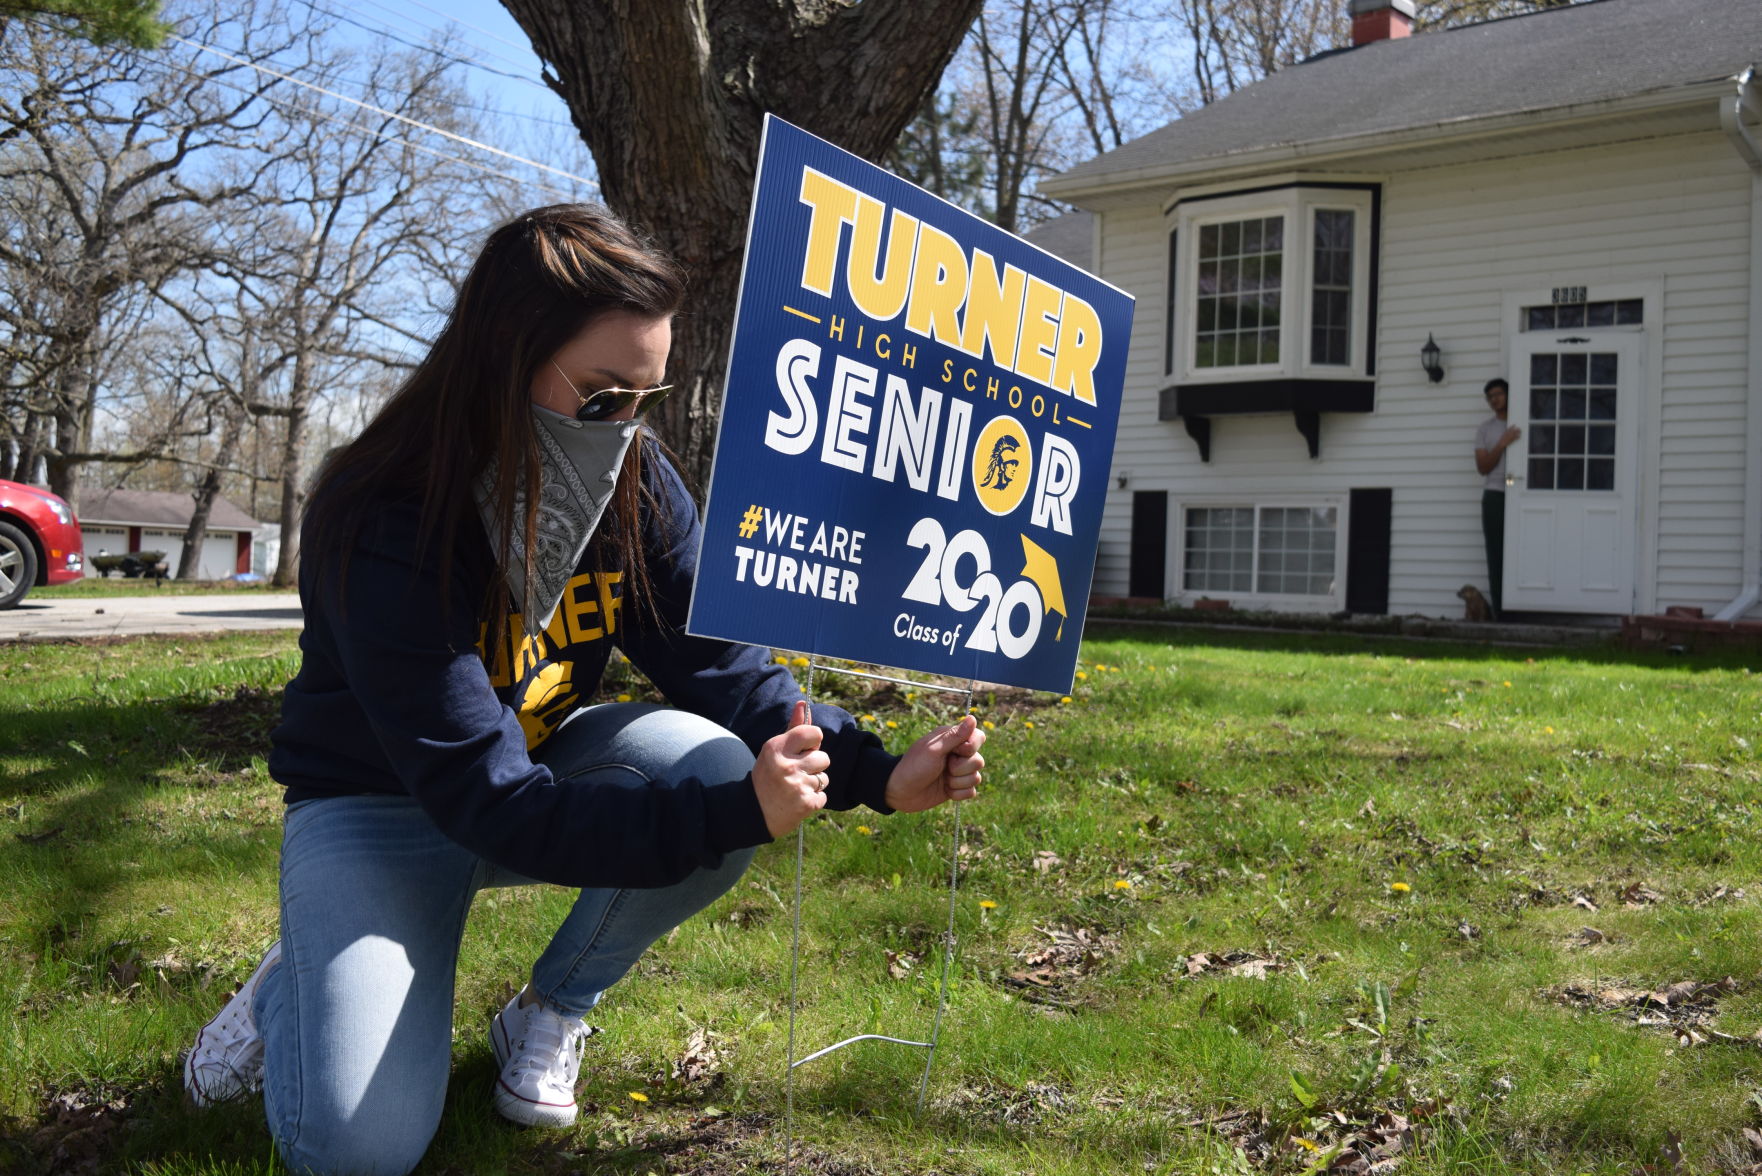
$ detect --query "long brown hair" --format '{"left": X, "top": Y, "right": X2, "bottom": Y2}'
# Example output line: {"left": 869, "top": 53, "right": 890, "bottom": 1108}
{"left": 305, "top": 204, "right": 688, "bottom": 632}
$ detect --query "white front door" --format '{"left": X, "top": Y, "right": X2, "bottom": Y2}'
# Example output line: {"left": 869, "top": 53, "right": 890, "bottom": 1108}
{"left": 1503, "top": 332, "right": 1641, "bottom": 613}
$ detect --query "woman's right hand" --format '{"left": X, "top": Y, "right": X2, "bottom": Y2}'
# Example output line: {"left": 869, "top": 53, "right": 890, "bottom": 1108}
{"left": 754, "top": 700, "right": 831, "bottom": 838}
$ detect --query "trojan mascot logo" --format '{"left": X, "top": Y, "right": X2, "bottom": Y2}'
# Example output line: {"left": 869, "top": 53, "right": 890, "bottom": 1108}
{"left": 970, "top": 415, "right": 1031, "bottom": 516}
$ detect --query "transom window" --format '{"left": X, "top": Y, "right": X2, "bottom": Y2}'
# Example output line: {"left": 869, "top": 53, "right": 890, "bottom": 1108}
{"left": 1524, "top": 299, "right": 1642, "bottom": 331}
{"left": 1170, "top": 185, "right": 1375, "bottom": 383}
{"left": 1182, "top": 504, "right": 1339, "bottom": 598}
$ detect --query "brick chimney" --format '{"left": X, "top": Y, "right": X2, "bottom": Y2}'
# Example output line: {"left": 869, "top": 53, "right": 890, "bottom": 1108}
{"left": 1349, "top": 0, "right": 1415, "bottom": 46}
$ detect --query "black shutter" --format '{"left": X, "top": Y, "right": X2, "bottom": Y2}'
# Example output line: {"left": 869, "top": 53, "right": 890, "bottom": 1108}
{"left": 1129, "top": 491, "right": 1168, "bottom": 599}
{"left": 1345, "top": 488, "right": 1392, "bottom": 614}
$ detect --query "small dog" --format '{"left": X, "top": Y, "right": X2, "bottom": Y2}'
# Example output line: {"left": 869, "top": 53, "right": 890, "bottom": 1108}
{"left": 1457, "top": 584, "right": 1492, "bottom": 622}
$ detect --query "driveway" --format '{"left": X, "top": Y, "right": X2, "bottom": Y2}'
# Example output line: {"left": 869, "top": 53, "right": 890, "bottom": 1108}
{"left": 0, "top": 592, "right": 304, "bottom": 641}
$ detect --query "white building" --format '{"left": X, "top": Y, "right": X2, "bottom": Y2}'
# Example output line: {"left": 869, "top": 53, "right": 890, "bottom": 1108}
{"left": 79, "top": 488, "right": 262, "bottom": 580}
{"left": 1039, "top": 0, "right": 1762, "bottom": 621}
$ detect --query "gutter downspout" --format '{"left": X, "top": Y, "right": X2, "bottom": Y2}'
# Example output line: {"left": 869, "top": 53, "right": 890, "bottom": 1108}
{"left": 1716, "top": 66, "right": 1762, "bottom": 621}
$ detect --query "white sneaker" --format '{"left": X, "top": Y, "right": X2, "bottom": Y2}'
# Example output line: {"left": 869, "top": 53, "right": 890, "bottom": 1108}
{"left": 489, "top": 991, "right": 592, "bottom": 1127}
{"left": 184, "top": 941, "right": 282, "bottom": 1106}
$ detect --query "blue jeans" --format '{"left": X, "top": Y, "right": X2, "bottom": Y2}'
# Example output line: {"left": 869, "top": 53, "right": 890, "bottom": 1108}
{"left": 254, "top": 703, "right": 757, "bottom": 1176}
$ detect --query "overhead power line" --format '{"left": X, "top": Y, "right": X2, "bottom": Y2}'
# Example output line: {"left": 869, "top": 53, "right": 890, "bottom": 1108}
{"left": 295, "top": 0, "right": 553, "bottom": 93}
{"left": 386, "top": 0, "right": 532, "bottom": 56}
{"left": 152, "top": 54, "right": 579, "bottom": 200}
{"left": 169, "top": 34, "right": 597, "bottom": 190}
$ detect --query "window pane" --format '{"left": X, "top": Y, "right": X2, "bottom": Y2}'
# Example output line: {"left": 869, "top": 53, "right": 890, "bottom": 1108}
{"left": 1560, "top": 388, "right": 1586, "bottom": 419}
{"left": 1557, "top": 303, "right": 1585, "bottom": 328}
{"left": 1528, "top": 306, "right": 1556, "bottom": 330}
{"left": 1586, "top": 459, "right": 1615, "bottom": 490}
{"left": 1193, "top": 216, "right": 1283, "bottom": 370}
{"left": 1590, "top": 353, "right": 1617, "bottom": 384}
{"left": 1587, "top": 425, "right": 1615, "bottom": 455}
{"left": 1589, "top": 389, "right": 1617, "bottom": 420}
{"left": 1616, "top": 298, "right": 1644, "bottom": 325}
{"left": 1586, "top": 300, "right": 1615, "bottom": 328}
{"left": 1558, "top": 457, "right": 1584, "bottom": 490}
{"left": 1557, "top": 424, "right": 1585, "bottom": 455}
{"left": 1263, "top": 217, "right": 1284, "bottom": 251}
{"left": 1531, "top": 424, "right": 1556, "bottom": 455}
{"left": 1529, "top": 458, "right": 1554, "bottom": 489}
{"left": 1199, "top": 224, "right": 1219, "bottom": 259}
{"left": 1560, "top": 353, "right": 1587, "bottom": 386}
{"left": 1532, "top": 388, "right": 1557, "bottom": 420}
{"left": 1530, "top": 354, "right": 1556, "bottom": 385}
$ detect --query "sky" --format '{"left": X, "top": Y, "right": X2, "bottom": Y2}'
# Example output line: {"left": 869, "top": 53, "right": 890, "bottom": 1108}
{"left": 301, "top": 0, "right": 595, "bottom": 199}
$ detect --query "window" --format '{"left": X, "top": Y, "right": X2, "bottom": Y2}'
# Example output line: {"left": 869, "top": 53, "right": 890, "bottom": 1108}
{"left": 1195, "top": 217, "right": 1283, "bottom": 369}
{"left": 1181, "top": 503, "right": 1339, "bottom": 600}
{"left": 1310, "top": 210, "right": 1354, "bottom": 366}
{"left": 1170, "top": 186, "right": 1375, "bottom": 383}
{"left": 1524, "top": 299, "right": 1642, "bottom": 331}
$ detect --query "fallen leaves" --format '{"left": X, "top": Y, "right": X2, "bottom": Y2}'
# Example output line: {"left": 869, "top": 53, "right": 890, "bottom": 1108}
{"left": 1185, "top": 951, "right": 1289, "bottom": 981}
{"left": 672, "top": 1026, "right": 724, "bottom": 1085}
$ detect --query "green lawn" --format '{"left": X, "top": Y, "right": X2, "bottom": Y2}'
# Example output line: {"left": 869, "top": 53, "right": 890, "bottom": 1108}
{"left": 1, "top": 627, "right": 1758, "bottom": 1174}
{"left": 31, "top": 578, "right": 286, "bottom": 600}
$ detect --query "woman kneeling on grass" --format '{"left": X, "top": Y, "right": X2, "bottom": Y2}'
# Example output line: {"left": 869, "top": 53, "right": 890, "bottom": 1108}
{"left": 182, "top": 204, "right": 985, "bottom": 1175}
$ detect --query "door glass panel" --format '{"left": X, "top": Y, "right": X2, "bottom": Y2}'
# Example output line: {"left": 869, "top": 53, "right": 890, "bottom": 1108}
{"left": 1526, "top": 351, "right": 1618, "bottom": 493}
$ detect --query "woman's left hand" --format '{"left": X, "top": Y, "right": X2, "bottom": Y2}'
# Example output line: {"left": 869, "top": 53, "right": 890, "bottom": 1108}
{"left": 883, "top": 715, "right": 986, "bottom": 813}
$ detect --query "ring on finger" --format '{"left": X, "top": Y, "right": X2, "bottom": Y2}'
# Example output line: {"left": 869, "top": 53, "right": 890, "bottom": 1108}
{"left": 815, "top": 772, "right": 829, "bottom": 792}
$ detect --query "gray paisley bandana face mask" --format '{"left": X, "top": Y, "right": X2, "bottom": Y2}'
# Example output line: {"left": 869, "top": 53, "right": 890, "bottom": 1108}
{"left": 476, "top": 405, "right": 639, "bottom": 638}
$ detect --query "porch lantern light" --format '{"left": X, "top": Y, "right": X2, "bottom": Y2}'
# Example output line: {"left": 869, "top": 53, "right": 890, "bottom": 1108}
{"left": 1420, "top": 333, "right": 1445, "bottom": 383}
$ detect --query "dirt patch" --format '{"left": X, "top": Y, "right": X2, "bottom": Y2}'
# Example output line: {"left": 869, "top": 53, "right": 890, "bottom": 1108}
{"left": 1551, "top": 976, "right": 1754, "bottom": 1046}
{"left": 177, "top": 684, "right": 282, "bottom": 768}
{"left": 3, "top": 1086, "right": 134, "bottom": 1176}
{"left": 999, "top": 923, "right": 1119, "bottom": 1009}
{"left": 1183, "top": 950, "right": 1290, "bottom": 980}
{"left": 550, "top": 1111, "right": 890, "bottom": 1176}
{"left": 940, "top": 1080, "right": 1070, "bottom": 1127}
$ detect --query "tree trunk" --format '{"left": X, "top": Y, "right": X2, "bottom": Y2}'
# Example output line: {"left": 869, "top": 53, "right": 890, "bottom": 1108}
{"left": 178, "top": 399, "right": 247, "bottom": 579}
{"left": 272, "top": 400, "right": 306, "bottom": 588}
{"left": 499, "top": 0, "right": 984, "bottom": 492}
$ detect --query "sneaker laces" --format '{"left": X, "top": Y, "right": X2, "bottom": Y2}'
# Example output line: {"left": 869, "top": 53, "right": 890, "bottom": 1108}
{"left": 510, "top": 1003, "right": 588, "bottom": 1085}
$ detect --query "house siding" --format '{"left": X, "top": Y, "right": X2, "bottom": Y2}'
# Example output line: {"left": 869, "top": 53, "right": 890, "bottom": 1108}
{"left": 1091, "top": 131, "right": 1758, "bottom": 619}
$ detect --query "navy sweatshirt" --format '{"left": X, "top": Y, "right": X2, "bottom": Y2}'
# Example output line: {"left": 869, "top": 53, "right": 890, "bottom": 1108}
{"left": 268, "top": 448, "right": 898, "bottom": 889}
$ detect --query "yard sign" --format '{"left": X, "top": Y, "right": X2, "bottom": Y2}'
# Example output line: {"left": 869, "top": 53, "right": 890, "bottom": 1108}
{"left": 689, "top": 116, "right": 1133, "bottom": 695}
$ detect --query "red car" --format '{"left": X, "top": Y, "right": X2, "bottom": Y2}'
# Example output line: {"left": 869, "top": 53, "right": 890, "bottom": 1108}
{"left": 0, "top": 478, "right": 85, "bottom": 608}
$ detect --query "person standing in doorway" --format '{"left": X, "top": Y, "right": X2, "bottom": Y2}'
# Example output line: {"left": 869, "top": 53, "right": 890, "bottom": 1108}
{"left": 1474, "top": 377, "right": 1521, "bottom": 619}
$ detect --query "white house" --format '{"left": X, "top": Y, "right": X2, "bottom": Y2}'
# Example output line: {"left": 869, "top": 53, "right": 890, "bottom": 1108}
{"left": 1038, "top": 0, "right": 1762, "bottom": 622}
{"left": 79, "top": 488, "right": 261, "bottom": 580}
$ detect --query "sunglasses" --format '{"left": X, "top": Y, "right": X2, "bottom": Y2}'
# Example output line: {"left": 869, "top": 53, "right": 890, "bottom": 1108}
{"left": 553, "top": 363, "right": 673, "bottom": 422}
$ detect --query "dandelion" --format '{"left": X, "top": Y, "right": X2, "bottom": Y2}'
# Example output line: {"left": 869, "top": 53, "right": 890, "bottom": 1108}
{"left": 616, "top": 693, "right": 632, "bottom": 702}
{"left": 1076, "top": 671, "right": 1088, "bottom": 681}
{"left": 906, "top": 691, "right": 916, "bottom": 702}
{"left": 860, "top": 713, "right": 875, "bottom": 722}
{"left": 1060, "top": 696, "right": 1072, "bottom": 705}
{"left": 979, "top": 899, "right": 998, "bottom": 909}
{"left": 856, "top": 825, "right": 873, "bottom": 836}
{"left": 1503, "top": 681, "right": 1512, "bottom": 688}
{"left": 982, "top": 720, "right": 996, "bottom": 730}
{"left": 773, "top": 655, "right": 788, "bottom": 664}
{"left": 1024, "top": 721, "right": 1036, "bottom": 730}
{"left": 886, "top": 720, "right": 898, "bottom": 729}
{"left": 1544, "top": 726, "right": 1555, "bottom": 734}
{"left": 1113, "top": 879, "right": 1132, "bottom": 890}
{"left": 628, "top": 1091, "right": 649, "bottom": 1103}
{"left": 790, "top": 656, "right": 810, "bottom": 667}
{"left": 1390, "top": 882, "right": 1411, "bottom": 893}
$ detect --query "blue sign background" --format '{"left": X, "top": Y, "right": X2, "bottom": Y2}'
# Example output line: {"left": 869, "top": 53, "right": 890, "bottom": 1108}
{"left": 688, "top": 117, "right": 1132, "bottom": 694}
